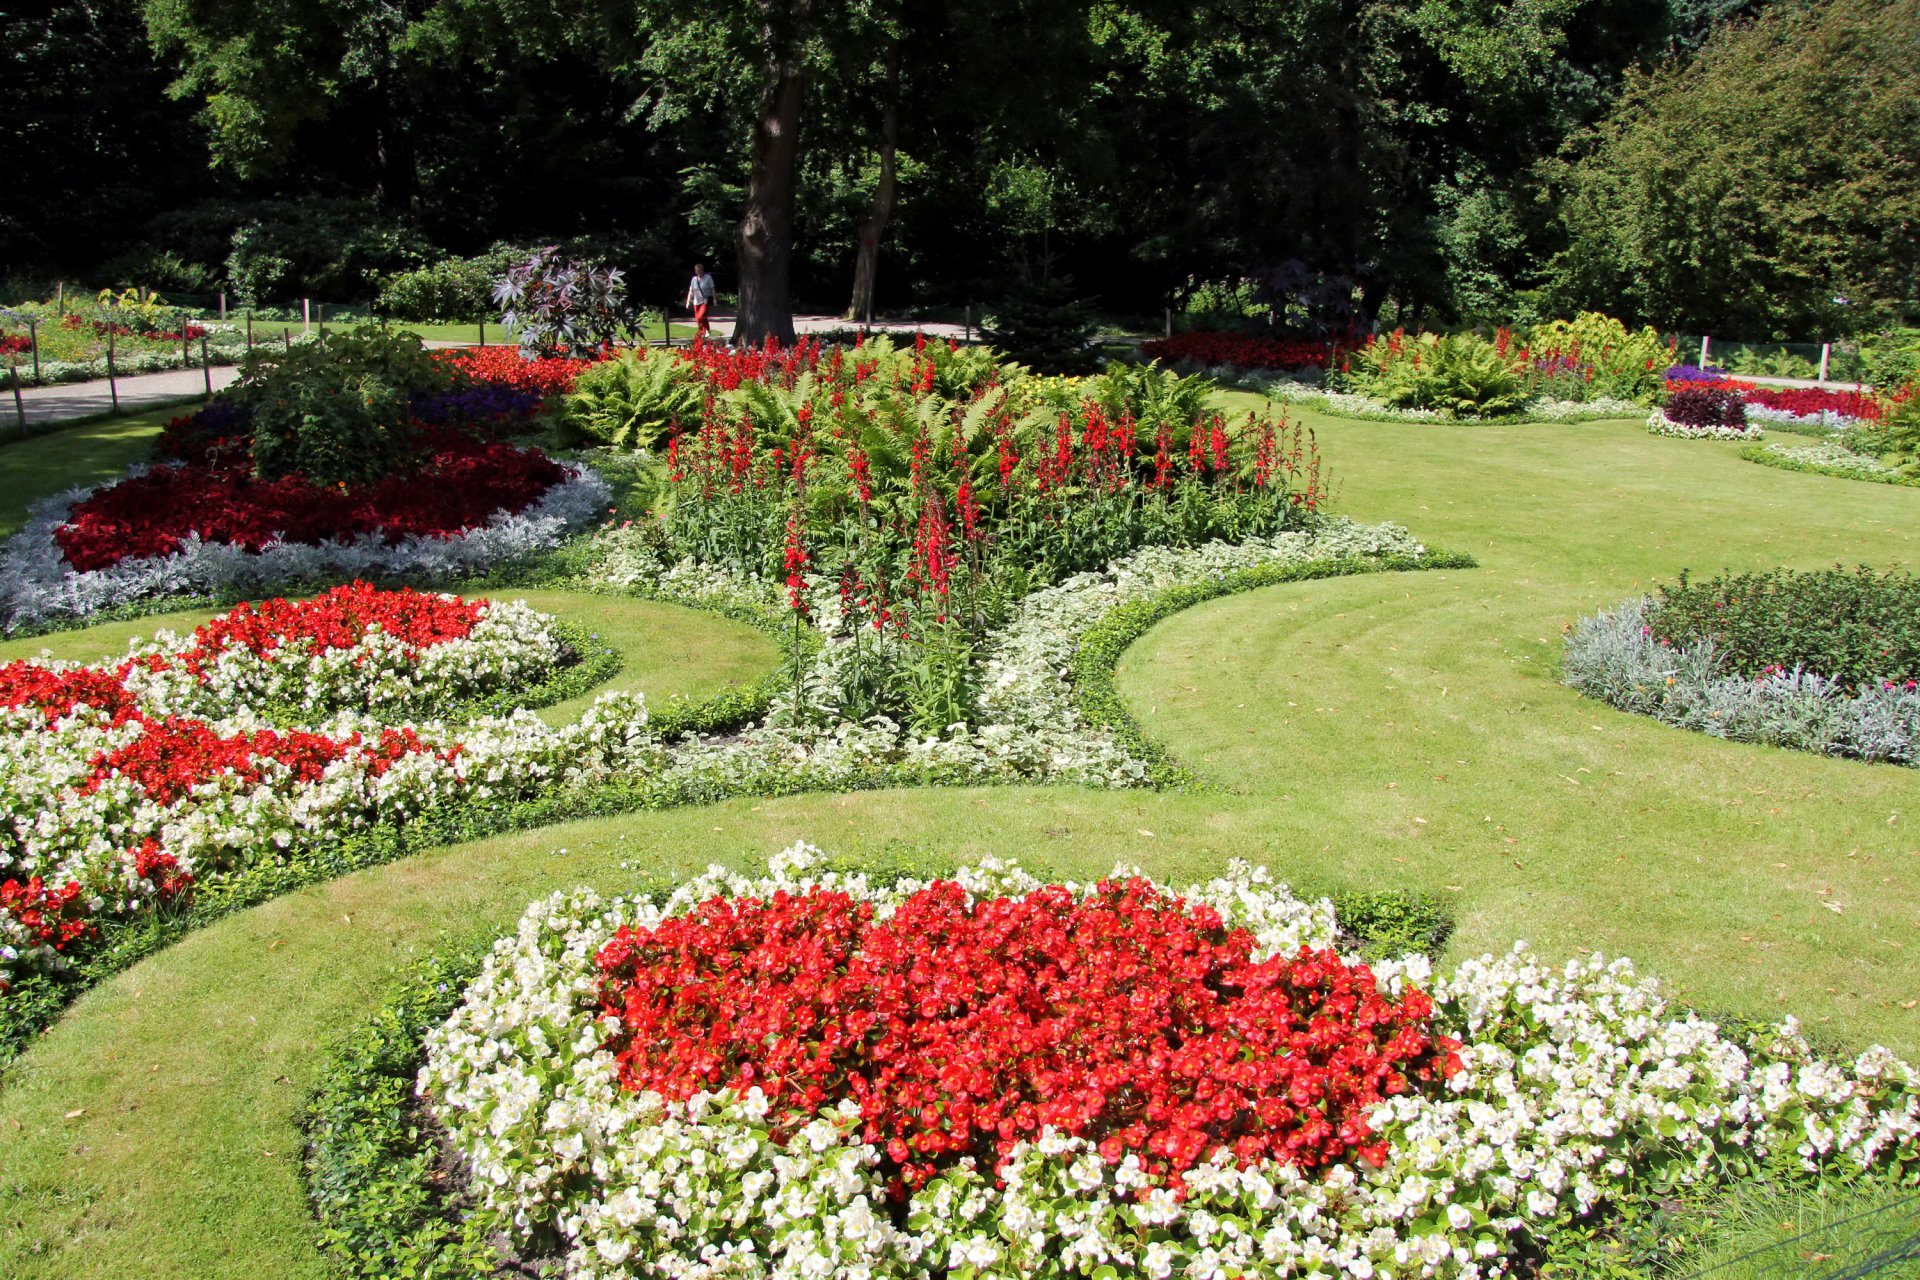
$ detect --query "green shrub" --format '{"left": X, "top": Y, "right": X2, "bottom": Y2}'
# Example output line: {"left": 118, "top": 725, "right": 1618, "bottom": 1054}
{"left": 1524, "top": 312, "right": 1671, "bottom": 403}
{"left": 1647, "top": 565, "right": 1920, "bottom": 689}
{"left": 1347, "top": 330, "right": 1530, "bottom": 417}
{"left": 563, "top": 349, "right": 705, "bottom": 451}
{"left": 1861, "top": 328, "right": 1920, "bottom": 393}
{"left": 986, "top": 276, "right": 1099, "bottom": 375}
{"left": 376, "top": 245, "right": 527, "bottom": 323}
{"left": 239, "top": 329, "right": 458, "bottom": 486}
{"left": 1724, "top": 345, "right": 1820, "bottom": 380}
{"left": 1328, "top": 888, "right": 1454, "bottom": 961}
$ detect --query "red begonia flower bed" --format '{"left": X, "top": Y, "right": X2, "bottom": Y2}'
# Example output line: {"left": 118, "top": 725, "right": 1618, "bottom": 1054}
{"left": 52, "top": 427, "right": 567, "bottom": 573}
{"left": 596, "top": 877, "right": 1458, "bottom": 1191}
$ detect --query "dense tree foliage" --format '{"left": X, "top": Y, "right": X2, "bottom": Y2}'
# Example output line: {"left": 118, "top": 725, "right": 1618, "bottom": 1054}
{"left": 1544, "top": 0, "right": 1920, "bottom": 336}
{"left": 9, "top": 0, "right": 1909, "bottom": 339}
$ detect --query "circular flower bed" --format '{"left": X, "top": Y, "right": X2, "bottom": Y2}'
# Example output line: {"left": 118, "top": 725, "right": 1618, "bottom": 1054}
{"left": 418, "top": 847, "right": 1920, "bottom": 1280}
{"left": 53, "top": 426, "right": 571, "bottom": 573}
{"left": 1564, "top": 567, "right": 1920, "bottom": 765}
{"left": 0, "top": 585, "right": 636, "bottom": 988}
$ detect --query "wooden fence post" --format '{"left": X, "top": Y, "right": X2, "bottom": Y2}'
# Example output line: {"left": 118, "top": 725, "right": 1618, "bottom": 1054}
{"left": 27, "top": 317, "right": 38, "bottom": 384}
{"left": 219, "top": 292, "right": 227, "bottom": 321}
{"left": 107, "top": 327, "right": 119, "bottom": 414}
{"left": 1818, "top": 343, "right": 1831, "bottom": 382}
{"left": 283, "top": 330, "right": 291, "bottom": 353}
{"left": 1699, "top": 335, "right": 1710, "bottom": 367}
{"left": 479, "top": 318, "right": 486, "bottom": 347}
{"left": 246, "top": 312, "right": 254, "bottom": 352}
{"left": 302, "top": 298, "right": 311, "bottom": 335}
{"left": 1165, "top": 307, "right": 1173, "bottom": 339}
{"left": 202, "top": 335, "right": 213, "bottom": 396}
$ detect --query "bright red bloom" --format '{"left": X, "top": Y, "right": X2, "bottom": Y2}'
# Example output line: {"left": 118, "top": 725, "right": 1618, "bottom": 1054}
{"left": 596, "top": 878, "right": 1457, "bottom": 1192}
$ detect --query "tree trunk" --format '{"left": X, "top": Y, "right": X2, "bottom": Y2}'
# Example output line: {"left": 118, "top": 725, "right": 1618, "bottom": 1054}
{"left": 735, "top": 6, "right": 810, "bottom": 348}
{"left": 845, "top": 46, "right": 901, "bottom": 323}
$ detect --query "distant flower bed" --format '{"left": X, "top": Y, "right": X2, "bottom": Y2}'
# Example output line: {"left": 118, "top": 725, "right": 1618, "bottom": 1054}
{"left": 0, "top": 336, "right": 612, "bottom": 630}
{"left": 0, "top": 586, "right": 625, "bottom": 989}
{"left": 1139, "top": 332, "right": 1335, "bottom": 371}
{"left": 1566, "top": 567, "right": 1920, "bottom": 765}
{"left": 53, "top": 426, "right": 569, "bottom": 573}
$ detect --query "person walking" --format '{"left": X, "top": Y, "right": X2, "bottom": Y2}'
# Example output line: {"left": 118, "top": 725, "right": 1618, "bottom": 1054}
{"left": 685, "top": 262, "right": 717, "bottom": 339}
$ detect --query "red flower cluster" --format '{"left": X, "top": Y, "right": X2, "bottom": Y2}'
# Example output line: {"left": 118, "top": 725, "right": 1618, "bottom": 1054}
{"left": 1140, "top": 333, "right": 1335, "bottom": 371}
{"left": 1744, "top": 385, "right": 1885, "bottom": 421}
{"left": 597, "top": 879, "right": 1458, "bottom": 1191}
{"left": 178, "top": 582, "right": 482, "bottom": 670}
{"left": 86, "top": 718, "right": 439, "bottom": 805}
{"left": 438, "top": 346, "right": 597, "bottom": 395}
{"left": 0, "top": 335, "right": 29, "bottom": 357}
{"left": 0, "top": 877, "right": 96, "bottom": 971}
{"left": 54, "top": 428, "right": 566, "bottom": 572}
{"left": 0, "top": 662, "right": 140, "bottom": 725}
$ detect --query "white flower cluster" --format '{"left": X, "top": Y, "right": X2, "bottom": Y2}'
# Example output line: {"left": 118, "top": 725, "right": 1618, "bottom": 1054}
{"left": 1742, "top": 405, "right": 1870, "bottom": 431}
{"left": 1646, "top": 410, "right": 1763, "bottom": 441}
{"left": 0, "top": 651, "right": 658, "bottom": 983}
{"left": 422, "top": 846, "right": 1920, "bottom": 1280}
{"left": 1754, "top": 440, "right": 1902, "bottom": 478}
{"left": 590, "top": 518, "right": 1429, "bottom": 792}
{"left": 83, "top": 597, "right": 568, "bottom": 726}
{"left": 0, "top": 463, "right": 612, "bottom": 632}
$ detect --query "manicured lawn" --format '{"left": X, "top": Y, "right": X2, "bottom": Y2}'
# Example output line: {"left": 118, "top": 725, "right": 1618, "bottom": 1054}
{"left": 2, "top": 401, "right": 1918, "bottom": 1277}
{"left": 0, "top": 410, "right": 169, "bottom": 538}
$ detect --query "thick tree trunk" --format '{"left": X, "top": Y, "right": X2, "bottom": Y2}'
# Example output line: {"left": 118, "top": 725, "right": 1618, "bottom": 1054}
{"left": 845, "top": 47, "right": 901, "bottom": 324}
{"left": 735, "top": 8, "right": 809, "bottom": 348}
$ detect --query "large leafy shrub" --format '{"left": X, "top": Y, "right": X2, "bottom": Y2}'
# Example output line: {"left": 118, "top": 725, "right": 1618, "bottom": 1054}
{"left": 238, "top": 330, "right": 458, "bottom": 486}
{"left": 563, "top": 350, "right": 704, "bottom": 451}
{"left": 1647, "top": 565, "right": 1920, "bottom": 690}
{"left": 226, "top": 198, "right": 433, "bottom": 305}
{"left": 1346, "top": 330, "right": 1529, "bottom": 417}
{"left": 1524, "top": 312, "right": 1671, "bottom": 403}
{"left": 376, "top": 246, "right": 526, "bottom": 323}
{"left": 492, "top": 247, "right": 633, "bottom": 357}
{"left": 1544, "top": 0, "right": 1920, "bottom": 334}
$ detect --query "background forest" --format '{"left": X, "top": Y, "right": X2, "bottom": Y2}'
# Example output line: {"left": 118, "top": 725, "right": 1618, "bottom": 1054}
{"left": 3, "top": 0, "right": 1915, "bottom": 342}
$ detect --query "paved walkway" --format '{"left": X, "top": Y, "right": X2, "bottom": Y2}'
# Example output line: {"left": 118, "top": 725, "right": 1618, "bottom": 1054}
{"left": 10, "top": 364, "right": 240, "bottom": 430}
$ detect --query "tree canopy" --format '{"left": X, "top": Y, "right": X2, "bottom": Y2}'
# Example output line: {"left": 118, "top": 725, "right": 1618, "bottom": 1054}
{"left": 9, "top": 0, "right": 1910, "bottom": 339}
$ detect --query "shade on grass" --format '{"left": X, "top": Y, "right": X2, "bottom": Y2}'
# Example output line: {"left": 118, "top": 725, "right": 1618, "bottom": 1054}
{"left": 1, "top": 401, "right": 1918, "bottom": 1277}
{"left": 0, "top": 410, "right": 170, "bottom": 538}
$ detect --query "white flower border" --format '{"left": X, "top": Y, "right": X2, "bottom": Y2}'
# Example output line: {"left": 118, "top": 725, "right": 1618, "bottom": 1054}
{"left": 1646, "top": 409, "right": 1764, "bottom": 440}
{"left": 1753, "top": 440, "right": 1904, "bottom": 479}
{"left": 420, "top": 843, "right": 1920, "bottom": 1280}
{"left": 0, "top": 462, "right": 613, "bottom": 632}
{"left": 1563, "top": 598, "right": 1917, "bottom": 765}
{"left": 2, "top": 519, "right": 1433, "bottom": 985}
{"left": 1743, "top": 404, "right": 1869, "bottom": 431}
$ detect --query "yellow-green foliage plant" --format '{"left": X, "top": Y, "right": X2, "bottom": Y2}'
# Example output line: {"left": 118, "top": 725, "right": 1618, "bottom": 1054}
{"left": 1524, "top": 312, "right": 1673, "bottom": 403}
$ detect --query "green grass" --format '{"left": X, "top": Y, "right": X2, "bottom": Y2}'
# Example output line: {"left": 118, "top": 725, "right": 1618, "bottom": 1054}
{"left": 0, "top": 410, "right": 168, "bottom": 537}
{"left": 3, "top": 403, "right": 1920, "bottom": 1276}
{"left": 1677, "top": 1180, "right": 1920, "bottom": 1278}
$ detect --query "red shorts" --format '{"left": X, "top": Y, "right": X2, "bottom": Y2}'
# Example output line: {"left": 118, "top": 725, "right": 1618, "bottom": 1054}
{"left": 693, "top": 302, "right": 711, "bottom": 333}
